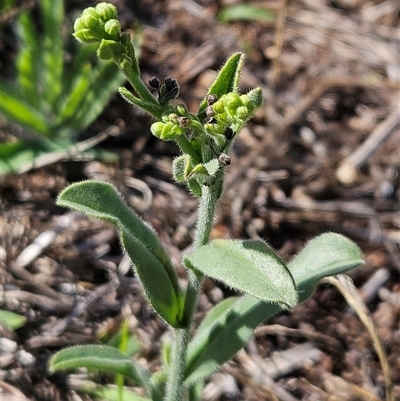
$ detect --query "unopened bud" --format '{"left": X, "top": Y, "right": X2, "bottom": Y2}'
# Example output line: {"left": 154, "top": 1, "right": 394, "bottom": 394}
{"left": 206, "top": 94, "right": 218, "bottom": 105}
{"left": 104, "top": 19, "right": 121, "bottom": 37}
{"left": 177, "top": 117, "right": 191, "bottom": 127}
{"left": 246, "top": 87, "right": 263, "bottom": 109}
{"left": 149, "top": 77, "right": 160, "bottom": 89}
{"left": 95, "top": 2, "right": 117, "bottom": 21}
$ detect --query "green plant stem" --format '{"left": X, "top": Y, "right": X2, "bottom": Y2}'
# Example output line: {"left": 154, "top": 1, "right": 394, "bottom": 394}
{"left": 118, "top": 87, "right": 165, "bottom": 120}
{"left": 164, "top": 184, "right": 220, "bottom": 401}
{"left": 176, "top": 136, "right": 202, "bottom": 166}
{"left": 120, "top": 62, "right": 161, "bottom": 109}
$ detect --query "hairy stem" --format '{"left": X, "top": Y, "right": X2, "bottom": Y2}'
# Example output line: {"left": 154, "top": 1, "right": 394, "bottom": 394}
{"left": 164, "top": 184, "right": 220, "bottom": 401}
{"left": 119, "top": 61, "right": 164, "bottom": 118}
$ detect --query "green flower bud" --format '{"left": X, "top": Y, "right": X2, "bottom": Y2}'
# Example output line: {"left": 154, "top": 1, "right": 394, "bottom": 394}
{"left": 150, "top": 122, "right": 165, "bottom": 139}
{"left": 104, "top": 19, "right": 121, "bottom": 37}
{"left": 246, "top": 87, "right": 263, "bottom": 109}
{"left": 74, "top": 9, "right": 105, "bottom": 43}
{"left": 161, "top": 122, "right": 176, "bottom": 140}
{"left": 95, "top": 2, "right": 117, "bottom": 21}
{"left": 239, "top": 94, "right": 251, "bottom": 108}
{"left": 224, "top": 93, "right": 241, "bottom": 110}
{"left": 236, "top": 105, "right": 249, "bottom": 119}
{"left": 73, "top": 16, "right": 85, "bottom": 32}
{"left": 176, "top": 104, "right": 188, "bottom": 115}
{"left": 151, "top": 121, "right": 185, "bottom": 141}
{"left": 169, "top": 124, "right": 185, "bottom": 138}
{"left": 81, "top": 7, "right": 97, "bottom": 24}
{"left": 213, "top": 99, "right": 225, "bottom": 115}
{"left": 73, "top": 4, "right": 121, "bottom": 44}
{"left": 168, "top": 113, "right": 179, "bottom": 123}
{"left": 73, "top": 28, "right": 97, "bottom": 43}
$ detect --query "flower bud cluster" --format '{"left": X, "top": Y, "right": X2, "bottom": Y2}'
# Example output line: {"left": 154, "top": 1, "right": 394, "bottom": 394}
{"left": 204, "top": 88, "right": 262, "bottom": 138}
{"left": 150, "top": 114, "right": 187, "bottom": 141}
{"left": 73, "top": 3, "right": 120, "bottom": 44}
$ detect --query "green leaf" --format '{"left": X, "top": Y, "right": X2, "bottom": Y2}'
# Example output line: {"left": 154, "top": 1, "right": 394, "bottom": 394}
{"left": 197, "top": 52, "right": 244, "bottom": 121}
{"left": 57, "top": 61, "right": 125, "bottom": 137}
{"left": 15, "top": 11, "right": 42, "bottom": 107}
{"left": 0, "top": 140, "right": 52, "bottom": 175}
{"left": 90, "top": 386, "right": 151, "bottom": 401}
{"left": 48, "top": 345, "right": 161, "bottom": 400}
{"left": 184, "top": 239, "right": 298, "bottom": 308}
{"left": 288, "top": 232, "right": 365, "bottom": 302}
{"left": 57, "top": 181, "right": 185, "bottom": 328}
{"left": 219, "top": 4, "right": 275, "bottom": 23}
{"left": 57, "top": 61, "right": 125, "bottom": 139}
{"left": 0, "top": 310, "right": 26, "bottom": 330}
{"left": 0, "top": 0, "right": 15, "bottom": 13}
{"left": 105, "top": 325, "right": 141, "bottom": 357}
{"left": 56, "top": 63, "right": 92, "bottom": 123}
{"left": 184, "top": 233, "right": 364, "bottom": 384}
{"left": 121, "top": 229, "right": 184, "bottom": 327}
{"left": 0, "top": 81, "right": 49, "bottom": 136}
{"left": 185, "top": 295, "right": 280, "bottom": 385}
{"left": 0, "top": 138, "right": 117, "bottom": 176}
{"left": 39, "top": 0, "right": 64, "bottom": 105}
{"left": 187, "top": 159, "right": 220, "bottom": 185}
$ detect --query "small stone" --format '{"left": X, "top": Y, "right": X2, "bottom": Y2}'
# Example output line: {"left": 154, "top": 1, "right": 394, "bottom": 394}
{"left": 208, "top": 287, "right": 224, "bottom": 304}
{"left": 15, "top": 349, "right": 36, "bottom": 367}
{"left": 0, "top": 338, "right": 17, "bottom": 355}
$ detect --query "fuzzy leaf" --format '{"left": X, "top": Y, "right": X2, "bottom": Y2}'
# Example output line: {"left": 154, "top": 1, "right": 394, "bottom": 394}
{"left": 288, "top": 232, "right": 365, "bottom": 302}
{"left": 57, "top": 181, "right": 184, "bottom": 328}
{"left": 185, "top": 295, "right": 279, "bottom": 385}
{"left": 184, "top": 239, "right": 298, "bottom": 308}
{"left": 197, "top": 52, "right": 244, "bottom": 121}
{"left": 184, "top": 233, "right": 364, "bottom": 384}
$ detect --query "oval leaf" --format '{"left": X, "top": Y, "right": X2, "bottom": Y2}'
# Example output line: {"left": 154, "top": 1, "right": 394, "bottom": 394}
{"left": 57, "top": 181, "right": 184, "bottom": 327}
{"left": 184, "top": 239, "right": 297, "bottom": 308}
{"left": 184, "top": 233, "right": 364, "bottom": 384}
{"left": 289, "top": 232, "right": 364, "bottom": 302}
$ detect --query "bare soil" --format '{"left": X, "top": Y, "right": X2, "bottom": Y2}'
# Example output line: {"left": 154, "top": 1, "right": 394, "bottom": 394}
{"left": 1, "top": 0, "right": 399, "bottom": 400}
